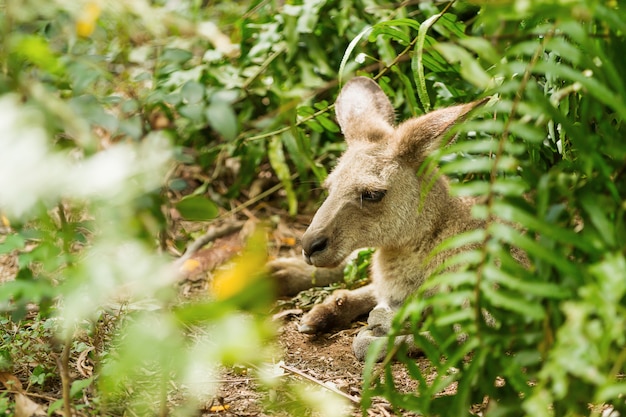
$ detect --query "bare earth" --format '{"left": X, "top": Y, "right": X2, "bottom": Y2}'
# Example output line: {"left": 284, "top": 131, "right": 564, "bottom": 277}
{"left": 0, "top": 214, "right": 432, "bottom": 416}
{"left": 199, "top": 216, "right": 428, "bottom": 417}
{"left": 210, "top": 319, "right": 426, "bottom": 417}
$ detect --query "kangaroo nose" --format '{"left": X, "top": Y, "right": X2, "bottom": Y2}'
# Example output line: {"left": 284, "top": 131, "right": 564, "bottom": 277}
{"left": 302, "top": 236, "right": 328, "bottom": 264}
{"left": 308, "top": 236, "right": 328, "bottom": 254}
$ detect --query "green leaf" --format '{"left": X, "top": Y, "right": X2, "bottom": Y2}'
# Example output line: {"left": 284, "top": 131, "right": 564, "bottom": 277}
{"left": 449, "top": 180, "right": 490, "bottom": 197}
{"left": 435, "top": 13, "right": 466, "bottom": 38}
{"left": 0, "top": 234, "right": 25, "bottom": 254}
{"left": 48, "top": 399, "right": 64, "bottom": 415}
{"left": 375, "top": 18, "right": 421, "bottom": 31}
{"left": 160, "top": 48, "right": 193, "bottom": 64}
{"left": 508, "top": 121, "right": 545, "bottom": 143}
{"left": 432, "top": 229, "right": 486, "bottom": 258}
{"left": 11, "top": 35, "right": 64, "bottom": 75}
{"left": 488, "top": 222, "right": 582, "bottom": 279}
{"left": 69, "top": 95, "right": 119, "bottom": 132}
{"left": 492, "top": 201, "right": 597, "bottom": 253}
{"left": 440, "top": 156, "right": 494, "bottom": 174}
{"left": 371, "top": 25, "right": 411, "bottom": 44}
{"left": 179, "top": 103, "right": 206, "bottom": 124}
{"left": 70, "top": 377, "right": 94, "bottom": 398}
{"left": 426, "top": 290, "right": 475, "bottom": 310}
{"left": 545, "top": 37, "right": 582, "bottom": 65}
{"left": 481, "top": 281, "right": 544, "bottom": 320}
{"left": 589, "top": 253, "right": 626, "bottom": 301}
{"left": 423, "top": 271, "right": 477, "bottom": 293}
{"left": 435, "top": 43, "right": 492, "bottom": 89}
{"left": 458, "top": 37, "right": 500, "bottom": 65}
{"left": 181, "top": 81, "right": 205, "bottom": 104}
{"left": 580, "top": 192, "right": 616, "bottom": 247}
{"left": 206, "top": 100, "right": 238, "bottom": 141}
{"left": 451, "top": 348, "right": 487, "bottom": 416}
{"left": 339, "top": 25, "right": 372, "bottom": 84}
{"left": 446, "top": 139, "right": 500, "bottom": 154}
{"left": 434, "top": 250, "right": 484, "bottom": 275}
{"left": 280, "top": 131, "right": 308, "bottom": 176}
{"left": 482, "top": 263, "right": 568, "bottom": 299}
{"left": 414, "top": 13, "right": 442, "bottom": 112}
{"left": 393, "top": 67, "right": 420, "bottom": 116}
{"left": 597, "top": 383, "right": 626, "bottom": 402}
{"left": 533, "top": 60, "right": 626, "bottom": 120}
{"left": 433, "top": 307, "right": 474, "bottom": 327}
{"left": 317, "top": 115, "right": 340, "bottom": 133}
{"left": 175, "top": 195, "right": 219, "bottom": 221}
{"left": 268, "top": 136, "right": 297, "bottom": 216}
{"left": 491, "top": 178, "right": 529, "bottom": 196}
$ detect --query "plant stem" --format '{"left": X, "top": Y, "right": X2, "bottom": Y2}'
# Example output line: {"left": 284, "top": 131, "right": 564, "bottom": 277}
{"left": 57, "top": 338, "right": 73, "bottom": 417}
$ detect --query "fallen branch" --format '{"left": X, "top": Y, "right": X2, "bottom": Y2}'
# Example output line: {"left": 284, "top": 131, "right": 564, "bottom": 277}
{"left": 175, "top": 220, "right": 245, "bottom": 267}
{"left": 279, "top": 363, "right": 360, "bottom": 404}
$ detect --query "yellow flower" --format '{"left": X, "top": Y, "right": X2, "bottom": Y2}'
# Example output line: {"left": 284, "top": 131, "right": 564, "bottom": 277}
{"left": 212, "top": 230, "right": 267, "bottom": 300}
{"left": 76, "top": 2, "right": 101, "bottom": 38}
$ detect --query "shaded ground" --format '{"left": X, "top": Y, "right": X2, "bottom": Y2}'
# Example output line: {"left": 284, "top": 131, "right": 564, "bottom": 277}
{"left": 177, "top": 215, "right": 429, "bottom": 416}
{"left": 0, "top": 211, "right": 432, "bottom": 416}
{"left": 212, "top": 319, "right": 425, "bottom": 417}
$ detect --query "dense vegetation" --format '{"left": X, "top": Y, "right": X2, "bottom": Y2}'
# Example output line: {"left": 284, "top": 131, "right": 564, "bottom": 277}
{"left": 0, "top": 0, "right": 625, "bottom": 416}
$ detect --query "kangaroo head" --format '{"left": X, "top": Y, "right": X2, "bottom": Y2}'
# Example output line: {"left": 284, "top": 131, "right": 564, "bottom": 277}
{"left": 301, "top": 77, "right": 487, "bottom": 268}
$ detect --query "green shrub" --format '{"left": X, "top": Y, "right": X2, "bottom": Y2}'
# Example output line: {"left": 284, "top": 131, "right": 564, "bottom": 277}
{"left": 358, "top": 2, "right": 626, "bottom": 416}
{"left": 1, "top": 0, "right": 625, "bottom": 416}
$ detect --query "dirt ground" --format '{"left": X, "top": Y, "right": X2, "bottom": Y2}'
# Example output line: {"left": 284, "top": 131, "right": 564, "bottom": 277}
{"left": 177, "top": 215, "right": 429, "bottom": 417}
{"left": 210, "top": 319, "right": 426, "bottom": 417}
{"left": 190, "top": 216, "right": 428, "bottom": 417}
{"left": 0, "top": 212, "right": 432, "bottom": 416}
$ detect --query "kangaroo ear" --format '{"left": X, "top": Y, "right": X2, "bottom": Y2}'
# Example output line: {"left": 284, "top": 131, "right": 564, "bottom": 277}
{"left": 392, "top": 97, "right": 490, "bottom": 166}
{"left": 335, "top": 77, "right": 395, "bottom": 144}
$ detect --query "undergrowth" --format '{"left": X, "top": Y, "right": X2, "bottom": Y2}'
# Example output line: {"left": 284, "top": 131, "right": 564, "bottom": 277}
{"left": 0, "top": 0, "right": 625, "bottom": 416}
{"left": 360, "top": 2, "right": 626, "bottom": 416}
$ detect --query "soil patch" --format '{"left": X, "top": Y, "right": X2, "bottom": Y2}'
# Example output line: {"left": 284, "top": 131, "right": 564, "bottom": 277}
{"left": 212, "top": 315, "right": 426, "bottom": 417}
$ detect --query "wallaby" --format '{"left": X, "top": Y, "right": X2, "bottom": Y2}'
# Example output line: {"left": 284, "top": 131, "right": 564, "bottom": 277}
{"left": 269, "top": 76, "right": 491, "bottom": 360}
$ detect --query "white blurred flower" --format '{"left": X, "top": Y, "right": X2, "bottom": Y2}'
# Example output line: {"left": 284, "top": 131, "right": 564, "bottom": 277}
{"left": 58, "top": 240, "right": 176, "bottom": 334}
{"left": 0, "top": 95, "right": 172, "bottom": 218}
{"left": 296, "top": 384, "right": 351, "bottom": 417}
{"left": 183, "top": 335, "right": 219, "bottom": 402}
{"left": 0, "top": 95, "right": 68, "bottom": 217}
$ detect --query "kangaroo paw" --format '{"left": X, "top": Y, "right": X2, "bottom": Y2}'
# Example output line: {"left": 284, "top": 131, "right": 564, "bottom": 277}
{"left": 298, "top": 289, "right": 355, "bottom": 334}
{"left": 352, "top": 306, "right": 415, "bottom": 361}
{"left": 267, "top": 257, "right": 346, "bottom": 296}
{"left": 298, "top": 284, "right": 377, "bottom": 334}
{"left": 267, "top": 257, "right": 316, "bottom": 296}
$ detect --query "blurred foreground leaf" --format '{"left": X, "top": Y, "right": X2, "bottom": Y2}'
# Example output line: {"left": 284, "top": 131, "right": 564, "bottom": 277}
{"left": 175, "top": 195, "right": 219, "bottom": 221}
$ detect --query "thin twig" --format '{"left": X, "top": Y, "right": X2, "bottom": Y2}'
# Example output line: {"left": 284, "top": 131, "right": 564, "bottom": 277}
{"left": 0, "top": 389, "right": 58, "bottom": 402}
{"left": 279, "top": 363, "right": 360, "bottom": 404}
{"left": 176, "top": 170, "right": 301, "bottom": 268}
{"left": 221, "top": 172, "right": 299, "bottom": 218}
{"left": 242, "top": 44, "right": 287, "bottom": 91}
{"left": 176, "top": 220, "right": 246, "bottom": 265}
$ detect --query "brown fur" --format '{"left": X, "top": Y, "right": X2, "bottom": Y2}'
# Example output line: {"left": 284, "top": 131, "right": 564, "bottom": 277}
{"left": 269, "top": 77, "right": 490, "bottom": 360}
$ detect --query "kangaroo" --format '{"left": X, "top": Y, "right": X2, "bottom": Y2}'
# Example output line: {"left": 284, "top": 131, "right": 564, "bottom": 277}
{"left": 269, "top": 76, "right": 490, "bottom": 360}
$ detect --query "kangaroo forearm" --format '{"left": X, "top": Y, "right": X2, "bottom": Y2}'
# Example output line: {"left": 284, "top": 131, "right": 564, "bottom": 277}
{"left": 311, "top": 263, "right": 346, "bottom": 286}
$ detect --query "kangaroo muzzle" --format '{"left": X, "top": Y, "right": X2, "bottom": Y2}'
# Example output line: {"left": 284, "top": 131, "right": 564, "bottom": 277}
{"left": 302, "top": 234, "right": 328, "bottom": 265}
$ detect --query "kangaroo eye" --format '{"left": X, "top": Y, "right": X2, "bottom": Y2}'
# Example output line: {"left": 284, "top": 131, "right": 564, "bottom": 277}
{"left": 361, "top": 190, "right": 386, "bottom": 202}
